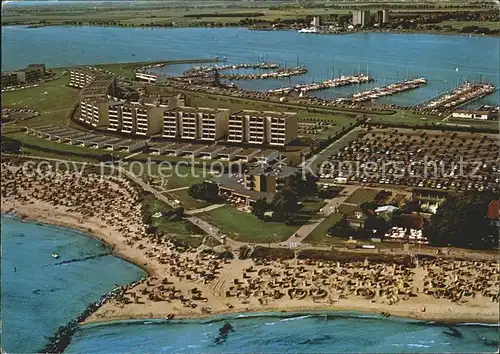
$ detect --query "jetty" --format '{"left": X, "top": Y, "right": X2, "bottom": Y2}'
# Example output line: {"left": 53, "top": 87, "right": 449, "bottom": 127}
{"left": 346, "top": 78, "right": 427, "bottom": 103}
{"left": 424, "top": 82, "right": 495, "bottom": 110}
{"left": 268, "top": 74, "right": 372, "bottom": 95}
{"left": 183, "top": 62, "right": 280, "bottom": 77}
{"left": 220, "top": 66, "right": 308, "bottom": 80}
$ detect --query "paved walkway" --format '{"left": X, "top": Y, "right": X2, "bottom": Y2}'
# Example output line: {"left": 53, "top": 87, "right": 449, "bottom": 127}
{"left": 162, "top": 186, "right": 189, "bottom": 193}
{"left": 284, "top": 184, "right": 359, "bottom": 245}
{"left": 185, "top": 203, "right": 225, "bottom": 216}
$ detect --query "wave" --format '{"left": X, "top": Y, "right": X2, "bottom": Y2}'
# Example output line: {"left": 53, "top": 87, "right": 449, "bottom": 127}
{"left": 457, "top": 322, "right": 500, "bottom": 327}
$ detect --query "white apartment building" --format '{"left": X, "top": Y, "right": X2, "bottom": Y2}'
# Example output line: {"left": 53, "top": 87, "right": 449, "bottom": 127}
{"left": 121, "top": 105, "right": 135, "bottom": 134}
{"left": 227, "top": 112, "right": 245, "bottom": 143}
{"left": 69, "top": 68, "right": 95, "bottom": 89}
{"left": 163, "top": 106, "right": 229, "bottom": 141}
{"left": 162, "top": 110, "right": 179, "bottom": 138}
{"left": 108, "top": 103, "right": 122, "bottom": 131}
{"left": 229, "top": 110, "right": 297, "bottom": 146}
{"left": 78, "top": 97, "right": 110, "bottom": 128}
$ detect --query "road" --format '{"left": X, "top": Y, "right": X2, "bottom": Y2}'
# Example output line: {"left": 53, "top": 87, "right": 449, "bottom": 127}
{"left": 304, "top": 126, "right": 364, "bottom": 174}
{"left": 185, "top": 203, "right": 225, "bottom": 216}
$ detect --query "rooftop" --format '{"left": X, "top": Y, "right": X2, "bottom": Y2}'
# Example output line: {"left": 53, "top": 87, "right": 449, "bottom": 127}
{"left": 247, "top": 163, "right": 299, "bottom": 179}
{"left": 215, "top": 173, "right": 274, "bottom": 202}
{"left": 230, "top": 110, "right": 296, "bottom": 118}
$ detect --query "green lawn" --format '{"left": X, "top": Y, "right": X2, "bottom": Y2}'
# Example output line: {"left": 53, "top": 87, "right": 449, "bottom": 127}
{"left": 167, "top": 189, "right": 211, "bottom": 210}
{"left": 142, "top": 194, "right": 206, "bottom": 248}
{"left": 300, "top": 200, "right": 327, "bottom": 215}
{"left": 1, "top": 72, "right": 78, "bottom": 126}
{"left": 199, "top": 205, "right": 298, "bottom": 243}
{"left": 337, "top": 203, "right": 358, "bottom": 215}
{"left": 344, "top": 188, "right": 379, "bottom": 205}
{"left": 302, "top": 213, "right": 344, "bottom": 245}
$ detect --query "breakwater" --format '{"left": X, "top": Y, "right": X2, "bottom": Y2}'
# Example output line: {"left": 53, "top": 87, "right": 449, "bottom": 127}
{"left": 346, "top": 78, "right": 428, "bottom": 103}
{"left": 39, "top": 278, "right": 146, "bottom": 353}
{"left": 183, "top": 62, "right": 280, "bottom": 77}
{"left": 53, "top": 252, "right": 111, "bottom": 266}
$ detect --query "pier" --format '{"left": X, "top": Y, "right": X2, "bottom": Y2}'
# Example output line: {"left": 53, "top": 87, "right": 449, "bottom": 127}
{"left": 220, "top": 66, "right": 308, "bottom": 80}
{"left": 183, "top": 62, "right": 280, "bottom": 77}
{"left": 424, "top": 82, "right": 495, "bottom": 110}
{"left": 346, "top": 78, "right": 427, "bottom": 103}
{"left": 268, "top": 74, "right": 372, "bottom": 95}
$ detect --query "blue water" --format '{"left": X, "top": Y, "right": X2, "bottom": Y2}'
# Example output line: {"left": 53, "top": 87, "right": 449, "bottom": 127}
{"left": 0, "top": 215, "right": 146, "bottom": 353}
{"left": 2, "top": 26, "right": 499, "bottom": 106}
{"left": 67, "top": 313, "right": 499, "bottom": 353}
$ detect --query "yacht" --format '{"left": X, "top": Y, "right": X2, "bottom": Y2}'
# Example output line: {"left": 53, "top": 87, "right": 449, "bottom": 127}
{"left": 298, "top": 27, "right": 319, "bottom": 34}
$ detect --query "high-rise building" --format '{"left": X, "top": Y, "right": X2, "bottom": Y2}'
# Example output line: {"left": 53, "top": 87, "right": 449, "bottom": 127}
{"left": 311, "top": 16, "right": 321, "bottom": 28}
{"left": 228, "top": 110, "right": 297, "bottom": 146}
{"left": 162, "top": 106, "right": 229, "bottom": 141}
{"left": 376, "top": 9, "right": 390, "bottom": 25}
{"left": 352, "top": 10, "right": 371, "bottom": 27}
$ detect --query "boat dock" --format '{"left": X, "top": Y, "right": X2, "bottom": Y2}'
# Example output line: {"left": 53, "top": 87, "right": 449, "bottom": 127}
{"left": 220, "top": 66, "right": 308, "bottom": 80}
{"left": 423, "top": 82, "right": 495, "bottom": 110}
{"left": 268, "top": 74, "right": 373, "bottom": 95}
{"left": 183, "top": 62, "right": 280, "bottom": 77}
{"left": 346, "top": 78, "right": 427, "bottom": 103}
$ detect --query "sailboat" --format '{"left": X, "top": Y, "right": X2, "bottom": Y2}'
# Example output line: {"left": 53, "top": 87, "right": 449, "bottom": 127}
{"left": 455, "top": 67, "right": 459, "bottom": 72}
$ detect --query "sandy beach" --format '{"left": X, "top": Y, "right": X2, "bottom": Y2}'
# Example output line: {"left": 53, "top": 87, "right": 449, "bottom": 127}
{"left": 2, "top": 159, "right": 499, "bottom": 325}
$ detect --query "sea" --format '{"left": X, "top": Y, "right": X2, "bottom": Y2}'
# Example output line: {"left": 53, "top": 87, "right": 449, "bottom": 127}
{"left": 1, "top": 26, "right": 499, "bottom": 107}
{"left": 0, "top": 215, "right": 146, "bottom": 352}
{"left": 1, "top": 25, "right": 500, "bottom": 352}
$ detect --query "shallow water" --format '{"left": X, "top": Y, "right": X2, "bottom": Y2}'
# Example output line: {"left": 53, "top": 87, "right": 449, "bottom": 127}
{"left": 67, "top": 313, "right": 499, "bottom": 353}
{"left": 2, "top": 26, "right": 498, "bottom": 106}
{"left": 0, "top": 215, "right": 146, "bottom": 352}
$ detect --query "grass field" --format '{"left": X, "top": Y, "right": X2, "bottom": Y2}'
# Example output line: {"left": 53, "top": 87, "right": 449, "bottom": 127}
{"left": 142, "top": 194, "right": 206, "bottom": 248}
{"left": 1, "top": 72, "right": 78, "bottom": 127}
{"left": 344, "top": 188, "right": 378, "bottom": 205}
{"left": 199, "top": 205, "right": 298, "bottom": 243}
{"left": 1, "top": 2, "right": 491, "bottom": 28}
{"left": 302, "top": 213, "right": 344, "bottom": 245}
{"left": 166, "top": 189, "right": 211, "bottom": 210}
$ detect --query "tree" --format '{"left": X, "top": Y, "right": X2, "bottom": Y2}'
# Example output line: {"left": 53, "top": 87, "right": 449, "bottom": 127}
{"left": 188, "top": 182, "right": 219, "bottom": 202}
{"left": 252, "top": 198, "right": 268, "bottom": 219}
{"left": 424, "top": 191, "right": 498, "bottom": 249}
{"left": 271, "top": 189, "right": 299, "bottom": 221}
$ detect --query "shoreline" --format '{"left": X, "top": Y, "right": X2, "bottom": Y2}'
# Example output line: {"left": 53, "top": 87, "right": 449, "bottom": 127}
{"left": 2, "top": 23, "right": 499, "bottom": 38}
{"left": 81, "top": 303, "right": 500, "bottom": 326}
{"left": 1, "top": 209, "right": 155, "bottom": 277}
{"left": 3, "top": 204, "right": 499, "bottom": 326}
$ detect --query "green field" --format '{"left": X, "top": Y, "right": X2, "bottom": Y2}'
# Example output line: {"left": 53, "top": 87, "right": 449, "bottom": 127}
{"left": 142, "top": 194, "right": 206, "bottom": 248}
{"left": 167, "top": 189, "right": 211, "bottom": 210}
{"left": 303, "top": 213, "right": 344, "bottom": 245}
{"left": 1, "top": 72, "right": 78, "bottom": 127}
{"left": 344, "top": 188, "right": 378, "bottom": 205}
{"left": 1, "top": 1, "right": 491, "bottom": 28}
{"left": 199, "top": 205, "right": 298, "bottom": 243}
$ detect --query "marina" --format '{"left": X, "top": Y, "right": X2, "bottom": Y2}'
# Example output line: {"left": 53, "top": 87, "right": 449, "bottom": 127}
{"left": 424, "top": 82, "right": 496, "bottom": 110}
{"left": 183, "top": 62, "right": 281, "bottom": 77}
{"left": 345, "top": 78, "right": 428, "bottom": 103}
{"left": 220, "top": 66, "right": 308, "bottom": 80}
{"left": 267, "top": 74, "right": 373, "bottom": 95}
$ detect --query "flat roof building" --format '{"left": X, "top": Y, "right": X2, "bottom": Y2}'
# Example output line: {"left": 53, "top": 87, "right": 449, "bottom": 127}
{"left": 228, "top": 110, "right": 297, "bottom": 146}
{"left": 163, "top": 106, "right": 229, "bottom": 141}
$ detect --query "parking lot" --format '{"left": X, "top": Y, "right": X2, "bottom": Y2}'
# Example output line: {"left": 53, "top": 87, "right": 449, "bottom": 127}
{"left": 319, "top": 128, "right": 499, "bottom": 192}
